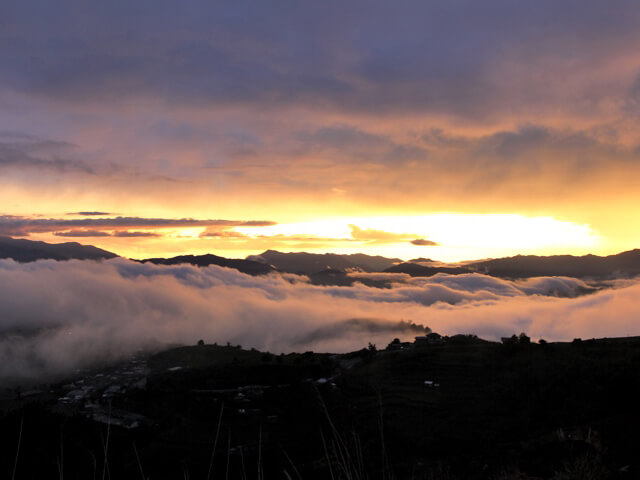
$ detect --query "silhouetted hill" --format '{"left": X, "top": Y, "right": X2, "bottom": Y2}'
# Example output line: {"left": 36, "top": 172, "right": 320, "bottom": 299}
{"left": 408, "top": 257, "right": 434, "bottom": 263}
{"left": 140, "top": 254, "right": 275, "bottom": 275}
{"left": 247, "top": 250, "right": 401, "bottom": 274}
{"left": 5, "top": 337, "right": 640, "bottom": 479}
{"left": 307, "top": 268, "right": 354, "bottom": 286}
{"left": 470, "top": 249, "right": 640, "bottom": 278}
{"left": 0, "top": 236, "right": 117, "bottom": 262}
{"left": 308, "top": 268, "right": 399, "bottom": 288}
{"left": 384, "top": 262, "right": 471, "bottom": 276}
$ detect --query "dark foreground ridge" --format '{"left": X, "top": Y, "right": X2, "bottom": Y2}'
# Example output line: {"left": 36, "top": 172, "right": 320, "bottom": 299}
{"left": 1, "top": 335, "right": 639, "bottom": 479}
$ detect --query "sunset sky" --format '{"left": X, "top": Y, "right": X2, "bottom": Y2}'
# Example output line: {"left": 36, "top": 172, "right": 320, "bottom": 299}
{"left": 2, "top": 1, "right": 640, "bottom": 261}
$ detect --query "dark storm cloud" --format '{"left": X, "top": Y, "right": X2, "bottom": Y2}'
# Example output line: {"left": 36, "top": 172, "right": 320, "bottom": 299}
{"left": 2, "top": 1, "right": 639, "bottom": 117}
{"left": 0, "top": 215, "right": 276, "bottom": 236}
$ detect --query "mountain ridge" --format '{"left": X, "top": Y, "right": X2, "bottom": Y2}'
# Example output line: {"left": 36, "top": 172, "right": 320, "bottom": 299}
{"left": 3, "top": 236, "right": 640, "bottom": 279}
{"left": 384, "top": 262, "right": 471, "bottom": 276}
{"left": 0, "top": 236, "right": 117, "bottom": 262}
{"left": 469, "top": 249, "right": 640, "bottom": 278}
{"left": 139, "top": 253, "right": 275, "bottom": 275}
{"left": 247, "top": 249, "right": 402, "bottom": 274}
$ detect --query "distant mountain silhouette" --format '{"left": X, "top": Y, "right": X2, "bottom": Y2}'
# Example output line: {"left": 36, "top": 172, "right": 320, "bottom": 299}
{"left": 307, "top": 268, "right": 399, "bottom": 288}
{"left": 307, "top": 268, "right": 355, "bottom": 286}
{"left": 408, "top": 257, "right": 434, "bottom": 263}
{"left": 247, "top": 250, "right": 401, "bottom": 274}
{"left": 6, "top": 235, "right": 640, "bottom": 280}
{"left": 469, "top": 249, "right": 640, "bottom": 278}
{"left": 140, "top": 254, "right": 275, "bottom": 276}
{"left": 0, "top": 236, "right": 117, "bottom": 262}
{"left": 384, "top": 262, "right": 471, "bottom": 276}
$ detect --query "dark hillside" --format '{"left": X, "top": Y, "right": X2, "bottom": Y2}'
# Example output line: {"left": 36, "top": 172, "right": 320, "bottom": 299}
{"left": 2, "top": 338, "right": 640, "bottom": 479}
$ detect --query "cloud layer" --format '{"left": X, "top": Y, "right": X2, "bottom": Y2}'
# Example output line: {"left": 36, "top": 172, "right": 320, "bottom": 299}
{"left": 1, "top": 258, "right": 639, "bottom": 384}
{"left": 2, "top": 1, "right": 639, "bottom": 117}
{"left": 0, "top": 215, "right": 276, "bottom": 237}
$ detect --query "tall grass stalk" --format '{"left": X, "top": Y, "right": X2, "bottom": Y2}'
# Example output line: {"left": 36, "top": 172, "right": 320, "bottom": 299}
{"left": 133, "top": 442, "right": 146, "bottom": 480}
{"left": 224, "top": 431, "right": 231, "bottom": 480}
{"left": 57, "top": 427, "right": 64, "bottom": 480}
{"left": 206, "top": 403, "right": 224, "bottom": 480}
{"left": 279, "top": 444, "right": 303, "bottom": 480}
{"left": 238, "top": 445, "right": 247, "bottom": 480}
{"left": 257, "top": 424, "right": 263, "bottom": 480}
{"left": 11, "top": 417, "right": 23, "bottom": 480}
{"left": 101, "top": 403, "right": 112, "bottom": 480}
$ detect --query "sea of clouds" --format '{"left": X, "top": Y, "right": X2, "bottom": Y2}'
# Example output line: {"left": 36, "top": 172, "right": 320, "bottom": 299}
{"left": 1, "top": 258, "right": 639, "bottom": 383}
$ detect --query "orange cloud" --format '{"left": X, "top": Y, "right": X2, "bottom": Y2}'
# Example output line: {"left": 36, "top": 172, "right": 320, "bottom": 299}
{"left": 349, "top": 225, "right": 438, "bottom": 246}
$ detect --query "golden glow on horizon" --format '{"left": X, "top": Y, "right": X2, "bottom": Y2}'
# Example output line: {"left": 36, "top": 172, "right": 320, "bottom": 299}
{"left": 167, "top": 228, "right": 206, "bottom": 239}
{"left": 234, "top": 214, "right": 598, "bottom": 247}
{"left": 231, "top": 213, "right": 601, "bottom": 261}
{"left": 30, "top": 213, "right": 603, "bottom": 262}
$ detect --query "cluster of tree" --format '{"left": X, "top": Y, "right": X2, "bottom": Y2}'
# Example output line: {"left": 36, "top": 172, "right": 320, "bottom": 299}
{"left": 501, "top": 332, "right": 531, "bottom": 345}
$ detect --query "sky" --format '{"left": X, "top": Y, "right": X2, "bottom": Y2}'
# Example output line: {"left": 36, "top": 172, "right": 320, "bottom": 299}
{"left": 2, "top": 1, "right": 640, "bottom": 261}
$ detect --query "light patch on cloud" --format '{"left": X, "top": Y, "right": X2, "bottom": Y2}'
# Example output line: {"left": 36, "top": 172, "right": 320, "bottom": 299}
{"left": 54, "top": 230, "right": 112, "bottom": 237}
{"left": 200, "top": 230, "right": 250, "bottom": 238}
{"left": 113, "top": 231, "right": 161, "bottom": 238}
{"left": 349, "top": 224, "right": 437, "bottom": 246}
